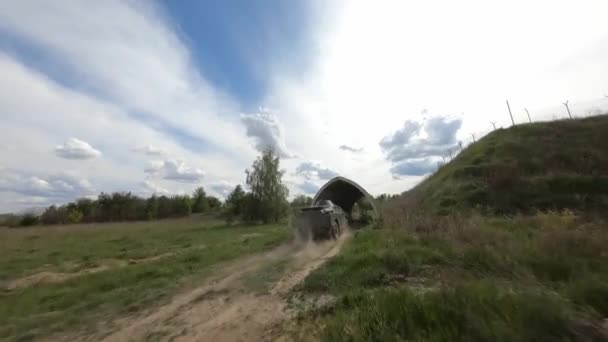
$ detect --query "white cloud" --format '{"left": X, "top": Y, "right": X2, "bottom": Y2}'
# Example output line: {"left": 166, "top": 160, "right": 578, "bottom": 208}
{"left": 0, "top": 168, "right": 94, "bottom": 202}
{"left": 210, "top": 180, "right": 236, "bottom": 199}
{"left": 379, "top": 121, "right": 421, "bottom": 151}
{"left": 145, "top": 159, "right": 205, "bottom": 183}
{"left": 241, "top": 111, "right": 293, "bottom": 158}
{"left": 339, "top": 145, "right": 363, "bottom": 153}
{"left": 379, "top": 116, "right": 461, "bottom": 177}
{"left": 0, "top": 1, "right": 253, "bottom": 161}
{"left": 54, "top": 138, "right": 102, "bottom": 159}
{"left": 266, "top": 0, "right": 608, "bottom": 195}
{"left": 298, "top": 180, "right": 320, "bottom": 195}
{"left": 132, "top": 145, "right": 167, "bottom": 157}
{"left": 295, "top": 161, "right": 338, "bottom": 181}
{"left": 0, "top": 1, "right": 254, "bottom": 211}
{"left": 389, "top": 159, "right": 437, "bottom": 178}
{"left": 141, "top": 180, "right": 170, "bottom": 196}
{"left": 1, "top": 0, "right": 607, "bottom": 210}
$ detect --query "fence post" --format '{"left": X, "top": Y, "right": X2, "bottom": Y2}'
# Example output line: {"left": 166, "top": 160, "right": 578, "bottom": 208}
{"left": 506, "top": 100, "right": 515, "bottom": 125}
{"left": 471, "top": 133, "right": 476, "bottom": 142}
{"left": 563, "top": 101, "right": 573, "bottom": 119}
{"left": 524, "top": 108, "right": 532, "bottom": 123}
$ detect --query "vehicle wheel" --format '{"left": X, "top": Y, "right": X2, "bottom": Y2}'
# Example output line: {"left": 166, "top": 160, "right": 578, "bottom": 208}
{"left": 329, "top": 224, "right": 337, "bottom": 240}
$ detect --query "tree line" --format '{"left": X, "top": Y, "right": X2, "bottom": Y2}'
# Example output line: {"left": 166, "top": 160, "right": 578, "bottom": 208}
{"left": 2, "top": 149, "right": 308, "bottom": 227}
{"left": 1, "top": 148, "right": 390, "bottom": 228}
{"left": 2, "top": 187, "right": 222, "bottom": 227}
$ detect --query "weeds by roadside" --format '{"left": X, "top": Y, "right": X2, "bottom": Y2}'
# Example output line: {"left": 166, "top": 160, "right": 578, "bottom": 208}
{"left": 293, "top": 212, "right": 608, "bottom": 341}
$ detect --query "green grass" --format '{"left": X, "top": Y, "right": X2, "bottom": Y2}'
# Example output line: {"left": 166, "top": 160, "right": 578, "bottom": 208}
{"left": 323, "top": 283, "right": 577, "bottom": 342}
{"left": 0, "top": 215, "right": 225, "bottom": 281}
{"left": 0, "top": 217, "right": 290, "bottom": 341}
{"left": 385, "top": 115, "right": 608, "bottom": 216}
{"left": 293, "top": 116, "right": 608, "bottom": 341}
{"left": 296, "top": 213, "right": 608, "bottom": 341}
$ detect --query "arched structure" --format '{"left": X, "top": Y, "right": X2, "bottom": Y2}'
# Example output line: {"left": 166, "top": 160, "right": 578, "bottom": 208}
{"left": 313, "top": 176, "right": 376, "bottom": 215}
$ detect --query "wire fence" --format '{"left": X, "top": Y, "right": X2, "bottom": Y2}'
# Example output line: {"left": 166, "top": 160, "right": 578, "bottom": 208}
{"left": 434, "top": 96, "right": 608, "bottom": 171}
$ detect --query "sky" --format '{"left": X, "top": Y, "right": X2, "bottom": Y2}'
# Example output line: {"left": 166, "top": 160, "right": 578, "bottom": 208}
{"left": 1, "top": 0, "right": 607, "bottom": 212}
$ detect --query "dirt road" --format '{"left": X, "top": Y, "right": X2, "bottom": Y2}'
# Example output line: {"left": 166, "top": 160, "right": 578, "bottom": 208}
{"left": 91, "top": 232, "right": 350, "bottom": 342}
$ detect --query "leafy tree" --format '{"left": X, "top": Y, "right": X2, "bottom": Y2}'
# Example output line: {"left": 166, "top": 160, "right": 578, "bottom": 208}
{"left": 157, "top": 195, "right": 173, "bottom": 218}
{"left": 19, "top": 213, "right": 39, "bottom": 227}
{"left": 66, "top": 208, "right": 83, "bottom": 224}
{"left": 291, "top": 195, "right": 313, "bottom": 209}
{"left": 245, "top": 149, "right": 289, "bottom": 223}
{"left": 192, "top": 187, "right": 209, "bottom": 213}
{"left": 207, "top": 196, "right": 222, "bottom": 210}
{"left": 224, "top": 185, "right": 246, "bottom": 223}
{"left": 75, "top": 198, "right": 95, "bottom": 222}
{"left": 41, "top": 205, "right": 62, "bottom": 225}
{"left": 146, "top": 195, "right": 159, "bottom": 220}
{"left": 171, "top": 195, "right": 192, "bottom": 217}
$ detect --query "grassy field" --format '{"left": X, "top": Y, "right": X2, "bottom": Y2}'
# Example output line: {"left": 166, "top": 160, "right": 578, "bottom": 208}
{"left": 0, "top": 216, "right": 290, "bottom": 341}
{"left": 295, "top": 213, "right": 608, "bottom": 341}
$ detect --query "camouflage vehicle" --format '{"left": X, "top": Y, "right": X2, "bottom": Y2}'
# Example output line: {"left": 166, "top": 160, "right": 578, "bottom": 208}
{"left": 294, "top": 200, "right": 348, "bottom": 241}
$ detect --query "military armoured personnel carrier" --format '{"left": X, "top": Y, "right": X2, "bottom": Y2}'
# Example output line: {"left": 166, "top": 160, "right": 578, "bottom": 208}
{"left": 294, "top": 200, "right": 348, "bottom": 241}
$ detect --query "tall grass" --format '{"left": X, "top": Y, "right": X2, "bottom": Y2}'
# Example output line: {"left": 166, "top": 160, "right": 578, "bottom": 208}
{"left": 297, "top": 212, "right": 608, "bottom": 341}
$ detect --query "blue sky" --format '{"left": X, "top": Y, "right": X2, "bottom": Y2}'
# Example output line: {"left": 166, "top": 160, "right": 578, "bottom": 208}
{"left": 159, "top": 1, "right": 317, "bottom": 108}
{"left": 0, "top": 0, "right": 607, "bottom": 212}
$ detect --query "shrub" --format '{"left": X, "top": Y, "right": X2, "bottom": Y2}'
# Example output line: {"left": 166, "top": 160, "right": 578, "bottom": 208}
{"left": 19, "top": 214, "right": 39, "bottom": 227}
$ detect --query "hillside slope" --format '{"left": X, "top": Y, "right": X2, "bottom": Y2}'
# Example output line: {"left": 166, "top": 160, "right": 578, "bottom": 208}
{"left": 293, "top": 116, "right": 608, "bottom": 341}
{"left": 404, "top": 115, "right": 608, "bottom": 215}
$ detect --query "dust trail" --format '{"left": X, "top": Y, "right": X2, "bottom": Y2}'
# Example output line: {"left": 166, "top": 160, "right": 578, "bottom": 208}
{"left": 86, "top": 231, "right": 350, "bottom": 342}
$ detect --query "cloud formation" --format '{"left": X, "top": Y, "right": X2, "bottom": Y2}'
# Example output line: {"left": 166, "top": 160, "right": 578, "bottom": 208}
{"left": 425, "top": 117, "right": 462, "bottom": 145}
{"left": 54, "top": 138, "right": 102, "bottom": 160}
{"left": 241, "top": 111, "right": 292, "bottom": 158}
{"left": 380, "top": 117, "right": 462, "bottom": 177}
{"left": 0, "top": 169, "right": 94, "bottom": 202}
{"left": 144, "top": 159, "right": 205, "bottom": 183}
{"left": 379, "top": 121, "right": 421, "bottom": 151}
{"left": 210, "top": 180, "right": 235, "bottom": 198}
{"left": 132, "top": 145, "right": 167, "bottom": 157}
{"left": 2, "top": 0, "right": 608, "bottom": 211}
{"left": 389, "top": 159, "right": 437, "bottom": 177}
{"left": 339, "top": 145, "right": 363, "bottom": 153}
{"left": 298, "top": 180, "right": 319, "bottom": 195}
{"left": 295, "top": 161, "right": 338, "bottom": 181}
{"left": 141, "top": 180, "right": 170, "bottom": 195}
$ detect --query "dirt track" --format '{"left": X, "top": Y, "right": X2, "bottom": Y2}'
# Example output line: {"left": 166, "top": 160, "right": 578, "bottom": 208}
{"left": 90, "top": 232, "right": 350, "bottom": 342}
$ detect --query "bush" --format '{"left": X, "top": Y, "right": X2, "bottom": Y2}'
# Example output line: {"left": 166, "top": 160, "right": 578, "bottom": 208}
{"left": 19, "top": 214, "right": 39, "bottom": 227}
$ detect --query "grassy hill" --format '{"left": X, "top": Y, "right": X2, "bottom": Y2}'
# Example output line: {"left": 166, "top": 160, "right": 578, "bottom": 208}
{"left": 293, "top": 115, "right": 608, "bottom": 341}
{"left": 403, "top": 115, "right": 608, "bottom": 215}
